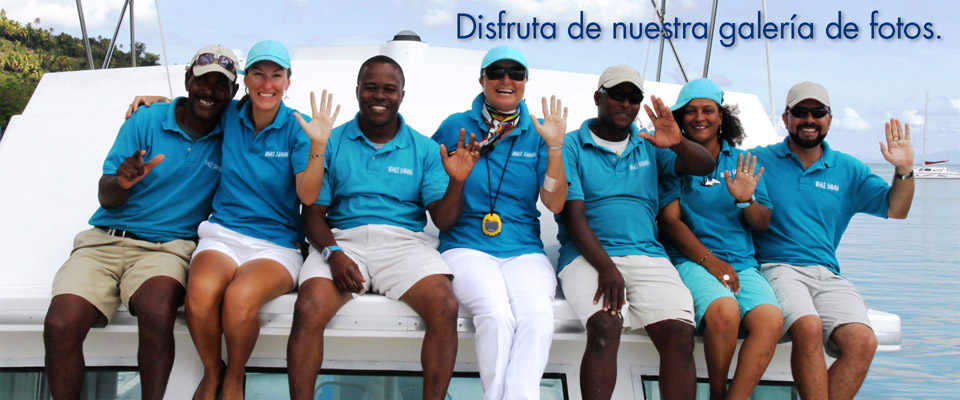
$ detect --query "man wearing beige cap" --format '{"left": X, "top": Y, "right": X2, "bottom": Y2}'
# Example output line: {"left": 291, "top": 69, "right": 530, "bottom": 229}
{"left": 43, "top": 45, "right": 239, "bottom": 400}
{"left": 751, "top": 81, "right": 915, "bottom": 399}
{"left": 556, "top": 64, "right": 713, "bottom": 399}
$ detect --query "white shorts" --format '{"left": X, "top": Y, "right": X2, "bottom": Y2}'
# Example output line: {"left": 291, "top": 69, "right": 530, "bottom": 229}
{"left": 299, "top": 224, "right": 451, "bottom": 300}
{"left": 559, "top": 254, "right": 694, "bottom": 331}
{"left": 193, "top": 221, "right": 303, "bottom": 283}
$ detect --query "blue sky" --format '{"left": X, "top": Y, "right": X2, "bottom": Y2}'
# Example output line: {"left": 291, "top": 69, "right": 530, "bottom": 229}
{"left": 4, "top": 0, "right": 958, "bottom": 163}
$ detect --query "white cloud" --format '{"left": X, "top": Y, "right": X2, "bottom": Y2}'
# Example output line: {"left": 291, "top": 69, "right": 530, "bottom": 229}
{"left": 4, "top": 0, "right": 156, "bottom": 33}
{"left": 902, "top": 109, "right": 925, "bottom": 126}
{"left": 834, "top": 107, "right": 871, "bottom": 132}
{"left": 950, "top": 99, "right": 960, "bottom": 113}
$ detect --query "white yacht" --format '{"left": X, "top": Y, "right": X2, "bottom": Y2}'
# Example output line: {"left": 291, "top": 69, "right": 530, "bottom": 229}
{"left": 0, "top": 34, "right": 903, "bottom": 400}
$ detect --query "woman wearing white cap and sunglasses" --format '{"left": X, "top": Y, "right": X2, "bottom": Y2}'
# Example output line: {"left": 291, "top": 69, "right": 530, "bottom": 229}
{"left": 431, "top": 46, "right": 568, "bottom": 399}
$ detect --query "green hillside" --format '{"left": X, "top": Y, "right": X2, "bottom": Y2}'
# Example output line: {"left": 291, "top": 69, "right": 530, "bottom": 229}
{"left": 0, "top": 10, "right": 159, "bottom": 135}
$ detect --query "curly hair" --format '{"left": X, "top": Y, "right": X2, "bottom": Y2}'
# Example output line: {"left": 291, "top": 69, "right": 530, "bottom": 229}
{"left": 672, "top": 103, "right": 746, "bottom": 147}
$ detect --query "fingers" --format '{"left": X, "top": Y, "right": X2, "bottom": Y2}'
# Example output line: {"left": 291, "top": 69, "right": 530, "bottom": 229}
{"left": 347, "top": 265, "right": 365, "bottom": 294}
{"left": 755, "top": 166, "right": 765, "bottom": 181}
{"left": 457, "top": 128, "right": 467, "bottom": 150}
{"left": 143, "top": 154, "right": 165, "bottom": 174}
{"left": 542, "top": 96, "right": 550, "bottom": 117}
{"left": 730, "top": 275, "right": 741, "bottom": 294}
{"left": 643, "top": 104, "right": 657, "bottom": 121}
{"left": 593, "top": 286, "right": 603, "bottom": 307}
{"left": 637, "top": 129, "right": 655, "bottom": 141}
{"left": 903, "top": 122, "right": 911, "bottom": 140}
{"left": 294, "top": 112, "right": 308, "bottom": 130}
{"left": 310, "top": 91, "right": 318, "bottom": 115}
{"left": 530, "top": 113, "right": 542, "bottom": 130}
{"left": 439, "top": 144, "right": 449, "bottom": 160}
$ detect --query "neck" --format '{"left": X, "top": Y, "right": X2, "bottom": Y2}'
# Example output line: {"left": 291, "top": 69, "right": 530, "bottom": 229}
{"left": 251, "top": 105, "right": 280, "bottom": 133}
{"left": 702, "top": 137, "right": 722, "bottom": 160}
{"left": 358, "top": 118, "right": 400, "bottom": 144}
{"left": 175, "top": 102, "right": 217, "bottom": 134}
{"left": 591, "top": 120, "right": 631, "bottom": 142}
{"left": 788, "top": 138, "right": 823, "bottom": 168}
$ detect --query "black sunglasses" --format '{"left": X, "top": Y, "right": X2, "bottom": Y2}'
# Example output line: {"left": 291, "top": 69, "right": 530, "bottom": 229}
{"left": 192, "top": 52, "right": 237, "bottom": 73}
{"left": 599, "top": 87, "right": 644, "bottom": 105}
{"left": 484, "top": 66, "right": 527, "bottom": 81}
{"left": 788, "top": 106, "right": 830, "bottom": 119}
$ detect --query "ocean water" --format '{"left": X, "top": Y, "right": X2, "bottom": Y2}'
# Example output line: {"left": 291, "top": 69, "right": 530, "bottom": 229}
{"left": 839, "top": 164, "right": 960, "bottom": 399}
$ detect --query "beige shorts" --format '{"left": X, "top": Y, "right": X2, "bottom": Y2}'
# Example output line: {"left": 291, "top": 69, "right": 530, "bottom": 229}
{"left": 559, "top": 254, "right": 694, "bottom": 331}
{"left": 299, "top": 224, "right": 451, "bottom": 300}
{"left": 51, "top": 228, "right": 195, "bottom": 325}
{"left": 760, "top": 263, "right": 871, "bottom": 356}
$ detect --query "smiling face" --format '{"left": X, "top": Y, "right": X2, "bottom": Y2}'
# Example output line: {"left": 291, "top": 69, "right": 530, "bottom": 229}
{"left": 183, "top": 71, "right": 237, "bottom": 129}
{"left": 480, "top": 60, "right": 526, "bottom": 112}
{"left": 356, "top": 62, "right": 404, "bottom": 129}
{"left": 243, "top": 60, "right": 289, "bottom": 113}
{"left": 680, "top": 98, "right": 722, "bottom": 146}
{"left": 783, "top": 98, "right": 832, "bottom": 149}
{"left": 595, "top": 82, "right": 642, "bottom": 134}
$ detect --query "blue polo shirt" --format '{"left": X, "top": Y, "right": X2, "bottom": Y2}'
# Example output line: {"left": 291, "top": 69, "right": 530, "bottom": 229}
{"left": 431, "top": 94, "right": 548, "bottom": 257}
{"left": 209, "top": 100, "right": 311, "bottom": 249}
{"left": 89, "top": 98, "right": 223, "bottom": 242}
{"left": 659, "top": 140, "right": 773, "bottom": 271}
{"left": 319, "top": 114, "right": 448, "bottom": 232}
{"left": 750, "top": 138, "right": 890, "bottom": 275}
{"left": 555, "top": 118, "right": 677, "bottom": 270}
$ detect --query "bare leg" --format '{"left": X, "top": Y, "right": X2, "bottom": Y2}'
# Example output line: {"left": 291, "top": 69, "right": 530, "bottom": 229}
{"left": 185, "top": 251, "right": 237, "bottom": 400}
{"left": 645, "top": 319, "right": 697, "bottom": 400}
{"left": 128, "top": 276, "right": 185, "bottom": 400}
{"left": 827, "top": 323, "right": 876, "bottom": 400}
{"left": 220, "top": 259, "right": 293, "bottom": 400}
{"left": 726, "top": 304, "right": 782, "bottom": 400}
{"left": 701, "top": 298, "right": 740, "bottom": 399}
{"left": 287, "top": 278, "right": 351, "bottom": 400}
{"left": 580, "top": 311, "right": 623, "bottom": 400}
{"left": 400, "top": 275, "right": 459, "bottom": 400}
{"left": 788, "top": 315, "right": 828, "bottom": 400}
{"left": 44, "top": 294, "right": 105, "bottom": 400}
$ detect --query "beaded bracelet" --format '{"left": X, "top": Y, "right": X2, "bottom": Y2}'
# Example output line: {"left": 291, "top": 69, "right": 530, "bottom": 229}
{"left": 696, "top": 250, "right": 713, "bottom": 265}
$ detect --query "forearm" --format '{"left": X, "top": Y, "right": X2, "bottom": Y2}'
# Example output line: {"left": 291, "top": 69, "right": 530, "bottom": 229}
{"left": 428, "top": 179, "right": 467, "bottom": 232}
{"left": 657, "top": 202, "right": 711, "bottom": 262}
{"left": 539, "top": 148, "right": 568, "bottom": 213}
{"left": 295, "top": 142, "right": 328, "bottom": 205}
{"left": 302, "top": 204, "right": 337, "bottom": 249}
{"left": 97, "top": 175, "right": 129, "bottom": 209}
{"left": 887, "top": 168, "right": 915, "bottom": 219}
{"left": 559, "top": 201, "right": 616, "bottom": 272}
{"left": 671, "top": 138, "right": 714, "bottom": 176}
{"left": 742, "top": 203, "right": 771, "bottom": 232}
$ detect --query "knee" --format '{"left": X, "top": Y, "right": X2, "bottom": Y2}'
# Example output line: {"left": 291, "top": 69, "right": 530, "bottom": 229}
{"left": 222, "top": 285, "right": 262, "bottom": 324}
{"left": 649, "top": 320, "right": 696, "bottom": 356}
{"left": 789, "top": 316, "right": 824, "bottom": 346}
{"left": 44, "top": 311, "right": 82, "bottom": 345}
{"left": 585, "top": 313, "right": 622, "bottom": 350}
{"left": 422, "top": 295, "right": 460, "bottom": 329}
{"left": 135, "top": 305, "right": 178, "bottom": 334}
{"left": 745, "top": 305, "right": 783, "bottom": 339}
{"left": 185, "top": 280, "right": 222, "bottom": 312}
{"left": 837, "top": 326, "right": 877, "bottom": 362}
{"left": 704, "top": 299, "right": 741, "bottom": 335}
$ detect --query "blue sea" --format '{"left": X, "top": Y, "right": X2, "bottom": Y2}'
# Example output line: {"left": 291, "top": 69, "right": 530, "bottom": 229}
{"left": 841, "top": 164, "right": 960, "bottom": 399}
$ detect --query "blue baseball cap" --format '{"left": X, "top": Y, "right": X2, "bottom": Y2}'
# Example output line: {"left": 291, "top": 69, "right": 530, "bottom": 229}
{"left": 481, "top": 46, "right": 528, "bottom": 71}
{"left": 671, "top": 78, "right": 724, "bottom": 111}
{"left": 240, "top": 40, "right": 290, "bottom": 75}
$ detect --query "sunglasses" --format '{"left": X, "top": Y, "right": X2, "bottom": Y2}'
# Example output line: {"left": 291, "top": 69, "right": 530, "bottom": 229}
{"left": 599, "top": 87, "right": 644, "bottom": 105}
{"left": 484, "top": 66, "right": 527, "bottom": 81}
{"left": 788, "top": 106, "right": 830, "bottom": 119}
{"left": 192, "top": 52, "right": 237, "bottom": 73}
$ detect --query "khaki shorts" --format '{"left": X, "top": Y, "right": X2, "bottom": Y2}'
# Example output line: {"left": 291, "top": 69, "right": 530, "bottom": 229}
{"left": 51, "top": 228, "right": 195, "bottom": 325}
{"left": 760, "top": 263, "right": 871, "bottom": 357}
{"left": 299, "top": 224, "right": 451, "bottom": 300}
{"left": 559, "top": 254, "right": 694, "bottom": 331}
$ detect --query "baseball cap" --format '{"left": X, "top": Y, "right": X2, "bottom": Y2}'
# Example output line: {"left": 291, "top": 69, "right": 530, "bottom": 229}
{"left": 188, "top": 45, "right": 239, "bottom": 82}
{"left": 785, "top": 81, "right": 830, "bottom": 108}
{"left": 241, "top": 40, "right": 291, "bottom": 75}
{"left": 597, "top": 64, "right": 644, "bottom": 92}
{"left": 671, "top": 78, "right": 724, "bottom": 111}
{"left": 481, "top": 46, "right": 528, "bottom": 71}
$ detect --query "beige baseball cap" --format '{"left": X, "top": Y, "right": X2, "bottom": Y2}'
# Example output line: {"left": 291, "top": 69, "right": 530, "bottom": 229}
{"left": 598, "top": 64, "right": 644, "bottom": 92}
{"left": 785, "top": 81, "right": 830, "bottom": 108}
{"left": 187, "top": 45, "right": 239, "bottom": 82}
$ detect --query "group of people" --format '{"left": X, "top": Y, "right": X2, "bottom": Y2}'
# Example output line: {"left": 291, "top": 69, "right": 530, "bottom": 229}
{"left": 41, "top": 41, "right": 915, "bottom": 400}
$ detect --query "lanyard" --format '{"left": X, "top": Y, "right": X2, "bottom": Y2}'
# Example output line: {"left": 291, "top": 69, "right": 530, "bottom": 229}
{"left": 485, "top": 138, "right": 518, "bottom": 214}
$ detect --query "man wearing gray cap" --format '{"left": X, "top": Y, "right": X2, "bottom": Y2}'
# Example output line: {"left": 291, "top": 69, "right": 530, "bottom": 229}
{"left": 43, "top": 45, "right": 239, "bottom": 400}
{"left": 556, "top": 64, "right": 713, "bottom": 399}
{"left": 751, "top": 81, "right": 915, "bottom": 399}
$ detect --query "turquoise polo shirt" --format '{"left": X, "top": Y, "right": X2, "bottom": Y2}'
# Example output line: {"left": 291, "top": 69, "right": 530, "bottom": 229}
{"left": 750, "top": 138, "right": 890, "bottom": 275}
{"left": 89, "top": 98, "right": 223, "bottom": 242}
{"left": 555, "top": 118, "right": 678, "bottom": 270}
{"left": 318, "top": 114, "right": 448, "bottom": 232}
{"left": 659, "top": 140, "right": 773, "bottom": 271}
{"left": 431, "top": 94, "right": 548, "bottom": 257}
{"left": 210, "top": 100, "right": 310, "bottom": 249}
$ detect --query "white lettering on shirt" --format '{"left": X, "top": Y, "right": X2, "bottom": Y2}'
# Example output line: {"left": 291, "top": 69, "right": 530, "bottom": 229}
{"left": 388, "top": 166, "right": 414, "bottom": 176}
{"left": 511, "top": 151, "right": 537, "bottom": 158}
{"left": 815, "top": 181, "right": 840, "bottom": 192}
{"left": 264, "top": 151, "right": 290, "bottom": 158}
{"left": 629, "top": 160, "right": 650, "bottom": 170}
{"left": 204, "top": 160, "right": 222, "bottom": 171}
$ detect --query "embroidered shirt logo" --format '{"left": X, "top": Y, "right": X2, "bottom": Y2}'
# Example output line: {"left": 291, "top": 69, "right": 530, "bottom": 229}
{"left": 388, "top": 166, "right": 414, "bottom": 176}
{"left": 815, "top": 181, "right": 840, "bottom": 192}
{"left": 204, "top": 160, "right": 222, "bottom": 171}
{"left": 264, "top": 151, "right": 290, "bottom": 158}
{"left": 629, "top": 160, "right": 650, "bottom": 170}
{"left": 511, "top": 151, "right": 537, "bottom": 158}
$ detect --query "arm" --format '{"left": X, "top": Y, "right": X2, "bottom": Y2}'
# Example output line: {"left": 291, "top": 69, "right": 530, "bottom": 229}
{"left": 724, "top": 152, "right": 771, "bottom": 231}
{"left": 530, "top": 96, "right": 569, "bottom": 213}
{"left": 640, "top": 95, "right": 714, "bottom": 175}
{"left": 428, "top": 129, "right": 480, "bottom": 231}
{"left": 99, "top": 150, "right": 165, "bottom": 209}
{"left": 295, "top": 90, "right": 340, "bottom": 205}
{"left": 125, "top": 96, "right": 171, "bottom": 119}
{"left": 880, "top": 118, "right": 915, "bottom": 219}
{"left": 559, "top": 200, "right": 624, "bottom": 314}
{"left": 302, "top": 204, "right": 365, "bottom": 293}
{"left": 657, "top": 199, "right": 740, "bottom": 293}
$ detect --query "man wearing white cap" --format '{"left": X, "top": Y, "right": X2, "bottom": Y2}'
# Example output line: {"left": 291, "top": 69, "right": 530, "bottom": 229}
{"left": 751, "top": 81, "right": 915, "bottom": 399}
{"left": 43, "top": 45, "right": 239, "bottom": 400}
{"left": 556, "top": 64, "right": 714, "bottom": 399}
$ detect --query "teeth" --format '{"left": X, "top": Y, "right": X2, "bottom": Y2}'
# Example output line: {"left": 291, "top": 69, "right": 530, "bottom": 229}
{"left": 496, "top": 89, "right": 514, "bottom": 94}
{"left": 199, "top": 99, "right": 213, "bottom": 106}
{"left": 259, "top": 93, "right": 275, "bottom": 97}
{"left": 372, "top": 106, "right": 386, "bottom": 111}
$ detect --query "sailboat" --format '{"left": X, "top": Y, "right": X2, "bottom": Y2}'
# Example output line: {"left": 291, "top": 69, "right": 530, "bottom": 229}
{"left": 914, "top": 93, "right": 960, "bottom": 179}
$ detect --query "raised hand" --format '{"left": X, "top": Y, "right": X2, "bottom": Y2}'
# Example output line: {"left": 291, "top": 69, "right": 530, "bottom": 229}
{"left": 724, "top": 152, "right": 765, "bottom": 203}
{"left": 594, "top": 266, "right": 626, "bottom": 315}
{"left": 530, "top": 95, "right": 568, "bottom": 147}
{"left": 880, "top": 118, "right": 914, "bottom": 171}
{"left": 440, "top": 128, "right": 480, "bottom": 183}
{"left": 295, "top": 90, "right": 341, "bottom": 147}
{"left": 125, "top": 96, "right": 171, "bottom": 119}
{"left": 640, "top": 95, "right": 683, "bottom": 149}
{"left": 329, "top": 251, "right": 365, "bottom": 294}
{"left": 116, "top": 150, "right": 165, "bottom": 189}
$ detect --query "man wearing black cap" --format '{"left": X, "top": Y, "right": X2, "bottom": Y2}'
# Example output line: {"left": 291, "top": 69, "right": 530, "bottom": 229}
{"left": 43, "top": 45, "right": 239, "bottom": 400}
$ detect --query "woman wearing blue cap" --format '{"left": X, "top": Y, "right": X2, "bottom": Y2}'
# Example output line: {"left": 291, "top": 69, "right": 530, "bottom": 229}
{"left": 657, "top": 78, "right": 782, "bottom": 400}
{"left": 431, "top": 46, "right": 568, "bottom": 399}
{"left": 184, "top": 40, "right": 339, "bottom": 400}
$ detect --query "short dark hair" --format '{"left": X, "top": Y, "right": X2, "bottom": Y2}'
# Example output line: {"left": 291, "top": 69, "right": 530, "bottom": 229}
{"left": 672, "top": 103, "right": 746, "bottom": 147}
{"left": 357, "top": 55, "right": 404, "bottom": 89}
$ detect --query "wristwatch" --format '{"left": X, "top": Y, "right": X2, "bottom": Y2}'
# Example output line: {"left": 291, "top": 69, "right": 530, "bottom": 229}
{"left": 735, "top": 194, "right": 756, "bottom": 209}
{"left": 895, "top": 170, "right": 914, "bottom": 180}
{"left": 321, "top": 245, "right": 342, "bottom": 261}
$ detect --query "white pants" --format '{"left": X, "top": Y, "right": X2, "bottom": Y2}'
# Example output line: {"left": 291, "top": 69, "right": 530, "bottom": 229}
{"left": 442, "top": 248, "right": 557, "bottom": 400}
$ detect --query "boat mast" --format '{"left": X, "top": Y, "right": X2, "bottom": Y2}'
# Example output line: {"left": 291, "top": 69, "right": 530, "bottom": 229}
{"left": 922, "top": 92, "right": 929, "bottom": 167}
